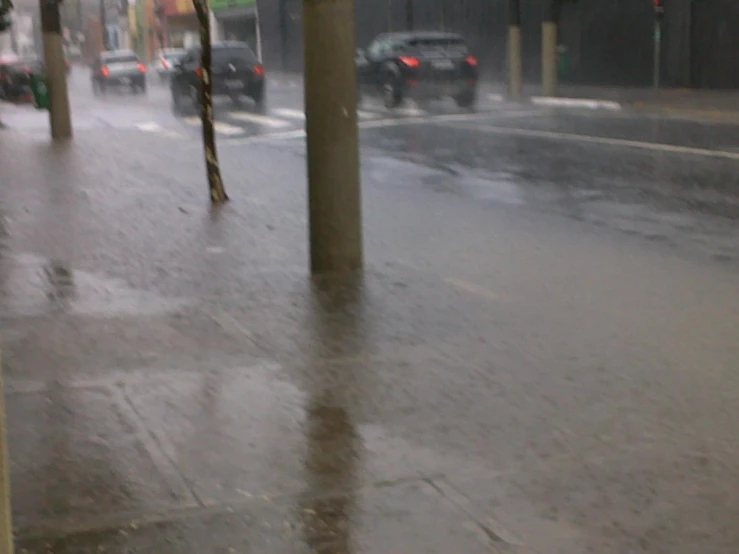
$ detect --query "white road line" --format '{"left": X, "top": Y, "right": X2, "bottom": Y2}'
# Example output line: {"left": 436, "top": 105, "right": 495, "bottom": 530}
{"left": 136, "top": 122, "right": 163, "bottom": 132}
{"left": 450, "top": 123, "right": 739, "bottom": 161}
{"left": 531, "top": 96, "right": 622, "bottom": 111}
{"left": 229, "top": 111, "right": 292, "bottom": 128}
{"left": 135, "top": 122, "right": 184, "bottom": 139}
{"left": 272, "top": 107, "right": 381, "bottom": 121}
{"left": 214, "top": 121, "right": 245, "bottom": 135}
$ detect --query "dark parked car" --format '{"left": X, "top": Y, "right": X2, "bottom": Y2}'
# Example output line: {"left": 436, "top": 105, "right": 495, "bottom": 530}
{"left": 91, "top": 50, "right": 147, "bottom": 94}
{"left": 0, "top": 57, "right": 44, "bottom": 102}
{"left": 356, "top": 31, "right": 478, "bottom": 109}
{"left": 170, "top": 41, "right": 265, "bottom": 114}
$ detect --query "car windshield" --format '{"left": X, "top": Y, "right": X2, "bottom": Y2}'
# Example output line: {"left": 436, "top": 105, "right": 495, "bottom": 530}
{"left": 407, "top": 37, "right": 468, "bottom": 53}
{"left": 212, "top": 46, "right": 258, "bottom": 65}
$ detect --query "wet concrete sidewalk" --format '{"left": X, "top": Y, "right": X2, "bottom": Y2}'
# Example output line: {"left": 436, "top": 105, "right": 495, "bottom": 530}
{"left": 1, "top": 128, "right": 739, "bottom": 553}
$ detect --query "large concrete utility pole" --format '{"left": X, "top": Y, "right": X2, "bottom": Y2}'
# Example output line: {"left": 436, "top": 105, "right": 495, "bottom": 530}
{"left": 40, "top": 0, "right": 72, "bottom": 139}
{"left": 508, "top": 0, "right": 522, "bottom": 99}
{"left": 302, "top": 0, "right": 363, "bottom": 274}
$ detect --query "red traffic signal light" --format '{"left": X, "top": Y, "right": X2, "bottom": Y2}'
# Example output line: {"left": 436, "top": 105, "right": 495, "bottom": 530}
{"left": 653, "top": 0, "right": 664, "bottom": 19}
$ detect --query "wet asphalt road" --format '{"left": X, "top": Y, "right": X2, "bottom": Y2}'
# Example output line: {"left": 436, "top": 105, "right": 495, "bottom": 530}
{"left": 1, "top": 69, "right": 739, "bottom": 553}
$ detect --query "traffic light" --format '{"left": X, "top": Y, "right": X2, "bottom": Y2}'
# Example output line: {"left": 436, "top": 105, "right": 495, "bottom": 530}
{"left": 0, "top": 0, "right": 13, "bottom": 32}
{"left": 653, "top": 0, "right": 664, "bottom": 20}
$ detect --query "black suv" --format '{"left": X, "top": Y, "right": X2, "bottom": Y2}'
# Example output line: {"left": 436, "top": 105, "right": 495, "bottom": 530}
{"left": 170, "top": 41, "right": 265, "bottom": 114}
{"left": 356, "top": 31, "right": 478, "bottom": 109}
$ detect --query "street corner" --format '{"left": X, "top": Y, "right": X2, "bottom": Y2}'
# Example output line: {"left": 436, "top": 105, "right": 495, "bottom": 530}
{"left": 15, "top": 479, "right": 518, "bottom": 554}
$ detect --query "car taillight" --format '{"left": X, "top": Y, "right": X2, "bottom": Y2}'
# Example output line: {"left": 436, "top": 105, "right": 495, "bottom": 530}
{"left": 465, "top": 55, "right": 478, "bottom": 66}
{"left": 138, "top": 63, "right": 146, "bottom": 72}
{"left": 101, "top": 66, "right": 109, "bottom": 76}
{"left": 195, "top": 67, "right": 202, "bottom": 78}
{"left": 399, "top": 56, "right": 420, "bottom": 68}
{"left": 253, "top": 64, "right": 264, "bottom": 76}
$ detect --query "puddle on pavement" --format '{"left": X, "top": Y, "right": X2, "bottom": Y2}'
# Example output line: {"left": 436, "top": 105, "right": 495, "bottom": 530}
{"left": 0, "top": 253, "right": 187, "bottom": 317}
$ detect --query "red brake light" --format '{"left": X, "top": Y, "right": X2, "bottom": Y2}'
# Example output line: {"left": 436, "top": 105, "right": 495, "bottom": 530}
{"left": 465, "top": 55, "right": 478, "bottom": 66}
{"left": 195, "top": 67, "right": 202, "bottom": 78}
{"left": 101, "top": 66, "right": 109, "bottom": 76}
{"left": 253, "top": 64, "right": 264, "bottom": 76}
{"left": 399, "top": 56, "right": 420, "bottom": 68}
{"left": 138, "top": 63, "right": 146, "bottom": 72}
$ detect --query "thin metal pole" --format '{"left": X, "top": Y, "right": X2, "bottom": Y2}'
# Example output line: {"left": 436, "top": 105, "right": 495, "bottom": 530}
{"left": 653, "top": 19, "right": 661, "bottom": 89}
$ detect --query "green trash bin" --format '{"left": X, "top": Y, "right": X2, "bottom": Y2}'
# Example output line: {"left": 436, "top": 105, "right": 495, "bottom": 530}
{"left": 28, "top": 72, "right": 50, "bottom": 111}
{"left": 557, "top": 45, "right": 570, "bottom": 79}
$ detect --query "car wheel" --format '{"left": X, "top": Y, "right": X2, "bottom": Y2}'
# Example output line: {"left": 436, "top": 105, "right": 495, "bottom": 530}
{"left": 189, "top": 85, "right": 201, "bottom": 115}
{"left": 172, "top": 88, "right": 184, "bottom": 113}
{"left": 382, "top": 78, "right": 402, "bottom": 109}
{"left": 172, "top": 87, "right": 192, "bottom": 115}
{"left": 455, "top": 90, "right": 477, "bottom": 110}
{"left": 251, "top": 88, "right": 265, "bottom": 111}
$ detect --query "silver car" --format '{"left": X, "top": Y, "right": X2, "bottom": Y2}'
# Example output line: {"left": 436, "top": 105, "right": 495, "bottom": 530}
{"left": 91, "top": 50, "right": 147, "bottom": 94}
{"left": 153, "top": 48, "right": 186, "bottom": 82}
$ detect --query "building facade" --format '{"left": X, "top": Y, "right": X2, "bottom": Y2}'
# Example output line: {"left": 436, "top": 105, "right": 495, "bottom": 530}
{"left": 211, "top": 0, "right": 259, "bottom": 57}
{"left": 257, "top": 0, "right": 739, "bottom": 89}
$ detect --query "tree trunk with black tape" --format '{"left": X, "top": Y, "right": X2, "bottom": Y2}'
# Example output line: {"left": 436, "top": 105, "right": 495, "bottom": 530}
{"left": 193, "top": 0, "right": 228, "bottom": 204}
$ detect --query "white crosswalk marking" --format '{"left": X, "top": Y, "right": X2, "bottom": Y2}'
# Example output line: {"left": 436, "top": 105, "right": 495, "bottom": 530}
{"left": 393, "top": 105, "right": 426, "bottom": 117}
{"left": 358, "top": 110, "right": 382, "bottom": 120}
{"left": 229, "top": 111, "right": 292, "bottom": 128}
{"left": 214, "top": 121, "right": 245, "bottom": 135}
{"left": 137, "top": 122, "right": 163, "bottom": 132}
{"left": 181, "top": 116, "right": 244, "bottom": 136}
{"left": 272, "top": 107, "right": 382, "bottom": 121}
{"left": 271, "top": 108, "right": 305, "bottom": 120}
